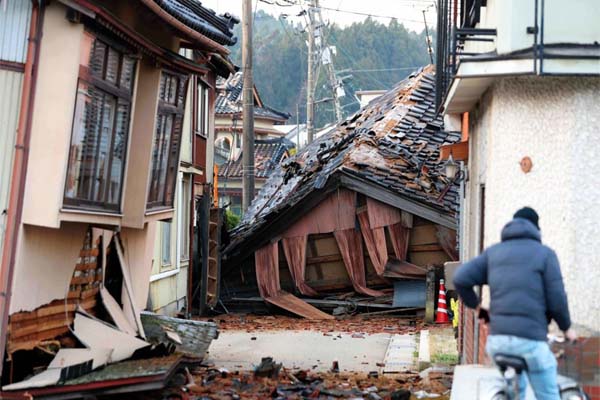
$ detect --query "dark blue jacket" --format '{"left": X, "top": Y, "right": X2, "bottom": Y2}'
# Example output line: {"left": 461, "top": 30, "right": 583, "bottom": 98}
{"left": 454, "top": 218, "right": 571, "bottom": 341}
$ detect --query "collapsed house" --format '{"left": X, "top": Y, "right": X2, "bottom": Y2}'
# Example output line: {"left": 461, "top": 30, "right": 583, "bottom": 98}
{"left": 221, "top": 67, "right": 462, "bottom": 319}
{"left": 0, "top": 0, "right": 236, "bottom": 395}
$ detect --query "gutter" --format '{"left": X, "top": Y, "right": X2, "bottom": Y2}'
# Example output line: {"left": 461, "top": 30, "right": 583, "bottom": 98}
{"left": 0, "top": 0, "right": 44, "bottom": 377}
{"left": 138, "top": 0, "right": 230, "bottom": 57}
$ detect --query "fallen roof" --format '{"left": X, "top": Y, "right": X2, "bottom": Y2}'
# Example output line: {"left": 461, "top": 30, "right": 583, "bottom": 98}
{"left": 218, "top": 138, "right": 294, "bottom": 179}
{"left": 224, "top": 66, "right": 461, "bottom": 261}
{"left": 216, "top": 72, "right": 291, "bottom": 121}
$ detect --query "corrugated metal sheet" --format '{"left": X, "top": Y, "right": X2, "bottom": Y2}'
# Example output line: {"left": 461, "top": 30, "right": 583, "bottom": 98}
{"left": 0, "top": 69, "right": 23, "bottom": 257}
{"left": 0, "top": 0, "right": 32, "bottom": 63}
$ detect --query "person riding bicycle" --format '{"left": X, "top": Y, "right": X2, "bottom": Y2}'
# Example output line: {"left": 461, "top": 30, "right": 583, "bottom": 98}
{"left": 454, "top": 207, "right": 576, "bottom": 400}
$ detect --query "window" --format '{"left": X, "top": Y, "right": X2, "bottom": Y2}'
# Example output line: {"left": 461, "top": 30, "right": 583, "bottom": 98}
{"left": 179, "top": 175, "right": 191, "bottom": 261}
{"left": 64, "top": 33, "right": 136, "bottom": 211}
{"left": 147, "top": 71, "right": 189, "bottom": 209}
{"left": 161, "top": 221, "right": 172, "bottom": 266}
{"left": 215, "top": 137, "right": 231, "bottom": 161}
{"left": 195, "top": 81, "right": 209, "bottom": 137}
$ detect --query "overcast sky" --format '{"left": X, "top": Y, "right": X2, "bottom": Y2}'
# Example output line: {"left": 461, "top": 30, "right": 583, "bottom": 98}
{"left": 201, "top": 0, "right": 437, "bottom": 32}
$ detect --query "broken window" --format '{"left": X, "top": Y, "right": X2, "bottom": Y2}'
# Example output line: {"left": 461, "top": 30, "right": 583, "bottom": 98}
{"left": 64, "top": 32, "right": 136, "bottom": 211}
{"left": 147, "top": 71, "right": 189, "bottom": 209}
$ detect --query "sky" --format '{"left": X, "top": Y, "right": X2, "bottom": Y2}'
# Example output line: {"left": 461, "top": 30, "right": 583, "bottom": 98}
{"left": 201, "top": 0, "right": 438, "bottom": 33}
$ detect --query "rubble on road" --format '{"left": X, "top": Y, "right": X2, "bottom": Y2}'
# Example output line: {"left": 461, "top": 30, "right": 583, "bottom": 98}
{"left": 137, "top": 362, "right": 452, "bottom": 400}
{"left": 196, "top": 314, "right": 423, "bottom": 336}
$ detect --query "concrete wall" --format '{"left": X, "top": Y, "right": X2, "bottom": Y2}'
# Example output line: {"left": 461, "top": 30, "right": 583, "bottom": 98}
{"left": 463, "top": 76, "right": 600, "bottom": 333}
{"left": 9, "top": 222, "right": 88, "bottom": 313}
{"left": 22, "top": 3, "right": 82, "bottom": 228}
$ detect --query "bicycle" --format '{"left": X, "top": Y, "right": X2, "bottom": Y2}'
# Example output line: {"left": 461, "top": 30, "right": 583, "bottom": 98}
{"left": 487, "top": 335, "right": 589, "bottom": 400}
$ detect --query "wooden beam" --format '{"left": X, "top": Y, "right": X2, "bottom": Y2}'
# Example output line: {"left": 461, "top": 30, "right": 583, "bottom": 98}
{"left": 439, "top": 140, "right": 469, "bottom": 161}
{"left": 339, "top": 173, "right": 457, "bottom": 229}
{"left": 409, "top": 244, "right": 444, "bottom": 252}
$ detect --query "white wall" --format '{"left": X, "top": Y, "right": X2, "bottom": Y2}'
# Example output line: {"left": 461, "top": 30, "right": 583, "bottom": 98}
{"left": 478, "top": 0, "right": 600, "bottom": 54}
{"left": 464, "top": 76, "right": 600, "bottom": 333}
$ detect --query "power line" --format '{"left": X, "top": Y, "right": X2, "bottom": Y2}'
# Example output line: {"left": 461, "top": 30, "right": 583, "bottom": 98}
{"left": 258, "top": 0, "right": 437, "bottom": 25}
{"left": 347, "top": 66, "right": 422, "bottom": 73}
{"left": 315, "top": 4, "right": 435, "bottom": 23}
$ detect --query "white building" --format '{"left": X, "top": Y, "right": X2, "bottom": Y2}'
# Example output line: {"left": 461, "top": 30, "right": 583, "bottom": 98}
{"left": 436, "top": 0, "right": 600, "bottom": 364}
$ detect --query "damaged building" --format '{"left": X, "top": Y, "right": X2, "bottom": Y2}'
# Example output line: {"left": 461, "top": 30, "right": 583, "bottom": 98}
{"left": 0, "top": 0, "right": 236, "bottom": 395}
{"left": 221, "top": 67, "right": 462, "bottom": 320}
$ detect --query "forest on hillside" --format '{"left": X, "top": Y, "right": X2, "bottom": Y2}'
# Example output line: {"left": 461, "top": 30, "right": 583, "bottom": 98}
{"left": 228, "top": 11, "right": 434, "bottom": 128}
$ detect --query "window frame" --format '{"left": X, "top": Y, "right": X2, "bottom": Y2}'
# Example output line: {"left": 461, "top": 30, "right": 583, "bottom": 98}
{"left": 63, "top": 31, "right": 137, "bottom": 212}
{"left": 161, "top": 221, "right": 172, "bottom": 268}
{"left": 179, "top": 174, "right": 191, "bottom": 262}
{"left": 147, "top": 70, "right": 189, "bottom": 210}
{"left": 195, "top": 80, "right": 210, "bottom": 138}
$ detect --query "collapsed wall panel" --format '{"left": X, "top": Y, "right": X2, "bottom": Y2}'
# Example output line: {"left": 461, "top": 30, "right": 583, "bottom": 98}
{"left": 7, "top": 229, "right": 102, "bottom": 356}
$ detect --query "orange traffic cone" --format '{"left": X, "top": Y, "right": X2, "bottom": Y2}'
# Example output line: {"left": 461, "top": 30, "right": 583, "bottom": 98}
{"left": 436, "top": 279, "right": 450, "bottom": 324}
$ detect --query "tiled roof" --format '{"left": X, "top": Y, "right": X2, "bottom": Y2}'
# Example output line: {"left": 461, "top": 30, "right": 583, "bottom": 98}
{"left": 225, "top": 67, "right": 461, "bottom": 257}
{"left": 215, "top": 72, "right": 291, "bottom": 121}
{"left": 218, "top": 138, "right": 294, "bottom": 179}
{"left": 154, "top": 0, "right": 238, "bottom": 46}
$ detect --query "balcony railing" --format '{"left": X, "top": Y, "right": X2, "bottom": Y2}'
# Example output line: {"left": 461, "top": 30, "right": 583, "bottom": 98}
{"left": 435, "top": 0, "right": 567, "bottom": 110}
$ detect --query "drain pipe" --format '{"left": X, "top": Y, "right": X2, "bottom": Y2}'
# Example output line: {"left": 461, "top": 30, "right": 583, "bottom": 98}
{"left": 0, "top": 0, "right": 44, "bottom": 377}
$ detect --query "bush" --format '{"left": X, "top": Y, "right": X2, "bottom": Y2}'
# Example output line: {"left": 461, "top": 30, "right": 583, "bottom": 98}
{"left": 225, "top": 210, "right": 241, "bottom": 231}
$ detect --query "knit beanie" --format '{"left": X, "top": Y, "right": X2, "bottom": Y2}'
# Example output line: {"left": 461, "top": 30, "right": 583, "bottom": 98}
{"left": 514, "top": 207, "right": 539, "bottom": 229}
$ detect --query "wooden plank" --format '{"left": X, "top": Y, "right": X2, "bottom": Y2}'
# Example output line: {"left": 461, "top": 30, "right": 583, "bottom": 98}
{"left": 401, "top": 211, "right": 413, "bottom": 228}
{"left": 439, "top": 140, "right": 468, "bottom": 161}
{"left": 75, "top": 262, "right": 98, "bottom": 272}
{"left": 306, "top": 254, "right": 343, "bottom": 264}
{"left": 8, "top": 298, "right": 97, "bottom": 323}
{"left": 80, "top": 287, "right": 100, "bottom": 299}
{"left": 409, "top": 244, "right": 444, "bottom": 252}
{"left": 9, "top": 316, "right": 72, "bottom": 339}
{"left": 265, "top": 292, "right": 334, "bottom": 320}
{"left": 409, "top": 224, "right": 439, "bottom": 246}
{"left": 70, "top": 275, "right": 97, "bottom": 285}
{"left": 79, "top": 248, "right": 100, "bottom": 258}
{"left": 8, "top": 326, "right": 71, "bottom": 354}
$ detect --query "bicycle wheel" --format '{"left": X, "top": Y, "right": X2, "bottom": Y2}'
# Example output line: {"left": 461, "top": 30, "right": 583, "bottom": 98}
{"left": 560, "top": 389, "right": 588, "bottom": 400}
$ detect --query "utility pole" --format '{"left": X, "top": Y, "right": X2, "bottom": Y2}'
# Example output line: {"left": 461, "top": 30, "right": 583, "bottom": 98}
{"left": 242, "top": 0, "right": 255, "bottom": 212}
{"left": 306, "top": 0, "right": 344, "bottom": 141}
{"left": 315, "top": 10, "right": 342, "bottom": 123}
{"left": 306, "top": 0, "right": 317, "bottom": 144}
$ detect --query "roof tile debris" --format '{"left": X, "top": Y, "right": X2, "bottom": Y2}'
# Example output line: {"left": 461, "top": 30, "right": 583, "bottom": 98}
{"left": 219, "top": 138, "right": 294, "bottom": 179}
{"left": 154, "top": 0, "right": 238, "bottom": 46}
{"left": 226, "top": 67, "right": 461, "bottom": 255}
{"left": 216, "top": 72, "right": 291, "bottom": 121}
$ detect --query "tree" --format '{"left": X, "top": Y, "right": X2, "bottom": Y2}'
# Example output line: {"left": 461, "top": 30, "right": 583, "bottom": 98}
{"left": 229, "top": 11, "right": 433, "bottom": 128}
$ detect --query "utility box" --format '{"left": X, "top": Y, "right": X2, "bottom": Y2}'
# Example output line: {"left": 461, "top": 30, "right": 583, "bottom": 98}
{"left": 444, "top": 261, "right": 462, "bottom": 291}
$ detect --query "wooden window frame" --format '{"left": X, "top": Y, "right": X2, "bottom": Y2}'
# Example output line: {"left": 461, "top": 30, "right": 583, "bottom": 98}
{"left": 147, "top": 70, "right": 189, "bottom": 210}
{"left": 63, "top": 32, "right": 136, "bottom": 212}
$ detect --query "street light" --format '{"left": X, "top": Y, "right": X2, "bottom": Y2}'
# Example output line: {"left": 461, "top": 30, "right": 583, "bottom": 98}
{"left": 444, "top": 153, "right": 460, "bottom": 180}
{"left": 438, "top": 152, "right": 465, "bottom": 203}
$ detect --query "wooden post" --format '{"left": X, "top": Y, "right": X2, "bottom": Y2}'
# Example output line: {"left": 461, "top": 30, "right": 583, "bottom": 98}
{"left": 425, "top": 268, "right": 436, "bottom": 323}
